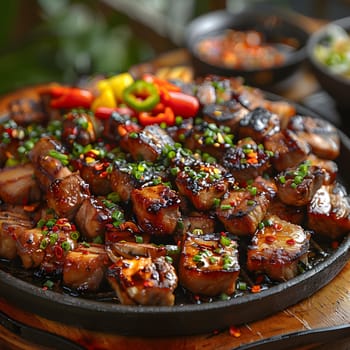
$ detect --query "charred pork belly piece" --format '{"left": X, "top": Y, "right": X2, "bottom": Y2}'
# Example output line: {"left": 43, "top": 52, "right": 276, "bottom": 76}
{"left": 107, "top": 240, "right": 178, "bottom": 262}
{"left": 102, "top": 108, "right": 139, "bottom": 141}
{"left": 175, "top": 162, "right": 233, "bottom": 211}
{"left": 268, "top": 197, "right": 305, "bottom": 225}
{"left": 29, "top": 136, "right": 67, "bottom": 166}
{"left": 202, "top": 100, "right": 249, "bottom": 133}
{"left": 75, "top": 196, "right": 112, "bottom": 241}
{"left": 35, "top": 218, "right": 79, "bottom": 275}
{"left": 179, "top": 231, "right": 239, "bottom": 297}
{"left": 120, "top": 124, "right": 174, "bottom": 162}
{"left": 264, "top": 129, "right": 310, "bottom": 172}
{"left": 46, "top": 173, "right": 90, "bottom": 220}
{"left": 105, "top": 220, "right": 151, "bottom": 245}
{"left": 79, "top": 158, "right": 112, "bottom": 196}
{"left": 307, "top": 154, "right": 338, "bottom": 185}
{"left": 0, "top": 164, "right": 41, "bottom": 205}
{"left": 238, "top": 107, "right": 280, "bottom": 143}
{"left": 287, "top": 115, "right": 340, "bottom": 160}
{"left": 182, "top": 212, "right": 216, "bottom": 236}
{"left": 110, "top": 159, "right": 167, "bottom": 203}
{"left": 276, "top": 161, "right": 325, "bottom": 207}
{"left": 130, "top": 184, "right": 181, "bottom": 235}
{"left": 8, "top": 98, "right": 47, "bottom": 125}
{"left": 63, "top": 243, "right": 109, "bottom": 292}
{"left": 251, "top": 175, "right": 277, "bottom": 201}
{"left": 247, "top": 214, "right": 310, "bottom": 281}
{"left": 61, "top": 110, "right": 102, "bottom": 148}
{"left": 183, "top": 122, "right": 235, "bottom": 160}
{"left": 308, "top": 182, "right": 350, "bottom": 239}
{"left": 0, "top": 211, "right": 34, "bottom": 260}
{"left": 107, "top": 256, "right": 178, "bottom": 306}
{"left": 222, "top": 138, "right": 272, "bottom": 184}
{"left": 216, "top": 187, "right": 270, "bottom": 236}
{"left": 16, "top": 227, "right": 45, "bottom": 269}
{"left": 29, "top": 137, "right": 71, "bottom": 192}
{"left": 195, "top": 75, "right": 234, "bottom": 105}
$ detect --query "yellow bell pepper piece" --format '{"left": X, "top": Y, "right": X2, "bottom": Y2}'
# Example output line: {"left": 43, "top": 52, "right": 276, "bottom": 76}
{"left": 91, "top": 87, "right": 117, "bottom": 111}
{"left": 97, "top": 72, "right": 134, "bottom": 102}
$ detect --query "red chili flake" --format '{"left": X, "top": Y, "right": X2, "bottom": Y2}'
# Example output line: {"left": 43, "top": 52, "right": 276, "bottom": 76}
{"left": 220, "top": 232, "right": 227, "bottom": 236}
{"left": 273, "top": 223, "right": 283, "bottom": 231}
{"left": 251, "top": 285, "right": 261, "bottom": 293}
{"left": 265, "top": 235, "right": 276, "bottom": 244}
{"left": 52, "top": 225, "right": 59, "bottom": 232}
{"left": 286, "top": 238, "right": 295, "bottom": 245}
{"left": 143, "top": 281, "right": 153, "bottom": 288}
{"left": 71, "top": 224, "right": 76, "bottom": 231}
{"left": 230, "top": 201, "right": 236, "bottom": 206}
{"left": 94, "top": 163, "right": 104, "bottom": 171}
{"left": 229, "top": 325, "right": 241, "bottom": 338}
{"left": 54, "top": 245, "right": 64, "bottom": 259}
{"left": 56, "top": 218, "right": 68, "bottom": 225}
{"left": 99, "top": 171, "right": 108, "bottom": 178}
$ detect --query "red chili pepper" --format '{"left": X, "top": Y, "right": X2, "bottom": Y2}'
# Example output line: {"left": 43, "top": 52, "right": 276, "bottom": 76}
{"left": 162, "top": 91, "right": 199, "bottom": 118}
{"left": 138, "top": 107, "right": 175, "bottom": 126}
{"left": 54, "top": 245, "right": 64, "bottom": 259}
{"left": 94, "top": 106, "right": 136, "bottom": 120}
{"left": 50, "top": 88, "right": 94, "bottom": 109}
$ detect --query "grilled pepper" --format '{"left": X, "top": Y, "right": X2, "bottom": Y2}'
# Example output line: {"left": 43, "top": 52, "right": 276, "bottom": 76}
{"left": 122, "top": 80, "right": 160, "bottom": 112}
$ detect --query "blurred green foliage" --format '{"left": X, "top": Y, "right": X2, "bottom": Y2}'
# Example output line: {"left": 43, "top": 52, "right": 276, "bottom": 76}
{"left": 0, "top": 0, "right": 154, "bottom": 95}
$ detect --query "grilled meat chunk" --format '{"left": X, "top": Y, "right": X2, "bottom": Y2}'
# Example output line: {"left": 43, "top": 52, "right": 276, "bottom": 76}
{"left": 202, "top": 100, "right": 249, "bottom": 133}
{"left": 0, "top": 211, "right": 34, "bottom": 259}
{"left": 38, "top": 218, "right": 79, "bottom": 275}
{"left": 179, "top": 231, "right": 239, "bottom": 296}
{"left": 176, "top": 162, "right": 233, "bottom": 211}
{"left": 110, "top": 159, "right": 166, "bottom": 203}
{"left": 62, "top": 110, "right": 102, "bottom": 147}
{"left": 16, "top": 227, "right": 45, "bottom": 269}
{"left": 29, "top": 137, "right": 71, "bottom": 192}
{"left": 0, "top": 164, "right": 41, "bottom": 205}
{"left": 183, "top": 122, "right": 235, "bottom": 160}
{"left": 120, "top": 124, "right": 174, "bottom": 162}
{"left": 181, "top": 212, "right": 216, "bottom": 236}
{"left": 8, "top": 98, "right": 47, "bottom": 125}
{"left": 46, "top": 173, "right": 90, "bottom": 220}
{"left": 79, "top": 158, "right": 112, "bottom": 196}
{"left": 238, "top": 107, "right": 280, "bottom": 143}
{"left": 130, "top": 184, "right": 181, "bottom": 235}
{"left": 308, "top": 182, "right": 350, "bottom": 239}
{"left": 247, "top": 214, "right": 310, "bottom": 281}
{"left": 276, "top": 162, "right": 325, "bottom": 206}
{"left": 216, "top": 189, "right": 270, "bottom": 236}
{"left": 307, "top": 154, "right": 338, "bottom": 185}
{"left": 107, "top": 256, "right": 178, "bottom": 306}
{"left": 268, "top": 198, "right": 305, "bottom": 225}
{"left": 288, "top": 115, "right": 340, "bottom": 160}
{"left": 75, "top": 196, "right": 112, "bottom": 241}
{"left": 63, "top": 243, "right": 109, "bottom": 292}
{"left": 264, "top": 129, "right": 310, "bottom": 172}
{"left": 222, "top": 138, "right": 271, "bottom": 184}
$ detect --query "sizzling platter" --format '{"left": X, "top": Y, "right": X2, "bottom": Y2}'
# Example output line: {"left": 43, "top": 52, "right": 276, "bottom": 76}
{"left": 0, "top": 74, "right": 349, "bottom": 337}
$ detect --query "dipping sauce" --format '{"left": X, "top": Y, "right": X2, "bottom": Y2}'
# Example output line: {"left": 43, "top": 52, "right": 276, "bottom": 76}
{"left": 195, "top": 29, "right": 290, "bottom": 71}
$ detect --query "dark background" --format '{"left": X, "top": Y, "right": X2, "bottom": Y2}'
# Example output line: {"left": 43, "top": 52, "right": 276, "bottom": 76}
{"left": 0, "top": 0, "right": 349, "bottom": 95}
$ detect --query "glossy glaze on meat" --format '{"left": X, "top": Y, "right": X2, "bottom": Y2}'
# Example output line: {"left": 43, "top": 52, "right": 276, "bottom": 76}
{"left": 0, "top": 74, "right": 348, "bottom": 306}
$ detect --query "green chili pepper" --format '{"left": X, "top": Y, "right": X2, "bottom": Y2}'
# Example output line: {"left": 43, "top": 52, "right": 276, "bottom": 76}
{"left": 122, "top": 80, "right": 160, "bottom": 112}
